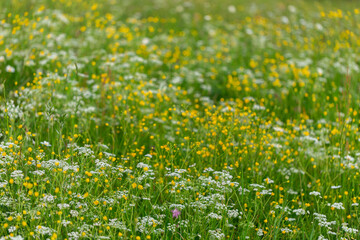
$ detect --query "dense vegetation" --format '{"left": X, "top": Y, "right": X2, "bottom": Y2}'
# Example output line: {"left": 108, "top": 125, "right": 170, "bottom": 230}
{"left": 1, "top": 0, "right": 360, "bottom": 239}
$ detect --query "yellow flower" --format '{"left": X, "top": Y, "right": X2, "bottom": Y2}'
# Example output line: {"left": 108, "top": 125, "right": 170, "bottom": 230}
{"left": 51, "top": 233, "right": 57, "bottom": 240}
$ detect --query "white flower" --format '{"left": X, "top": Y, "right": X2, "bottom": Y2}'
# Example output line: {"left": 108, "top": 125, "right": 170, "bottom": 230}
{"left": 287, "top": 189, "right": 298, "bottom": 195}
{"left": 57, "top": 203, "right": 70, "bottom": 209}
{"left": 329, "top": 202, "right": 345, "bottom": 210}
{"left": 61, "top": 220, "right": 71, "bottom": 227}
{"left": 204, "top": 15, "right": 211, "bottom": 21}
{"left": 6, "top": 65, "right": 15, "bottom": 73}
{"left": 318, "top": 235, "right": 328, "bottom": 240}
{"left": 264, "top": 177, "right": 274, "bottom": 184}
{"left": 260, "top": 189, "right": 272, "bottom": 195}
{"left": 35, "top": 225, "right": 56, "bottom": 235}
{"left": 10, "top": 170, "right": 24, "bottom": 179}
{"left": 281, "top": 228, "right": 292, "bottom": 233}
{"left": 257, "top": 228, "right": 264, "bottom": 236}
{"left": 208, "top": 229, "right": 225, "bottom": 240}
{"left": 249, "top": 184, "right": 265, "bottom": 189}
{"left": 207, "top": 212, "right": 222, "bottom": 220}
{"left": 32, "top": 170, "right": 45, "bottom": 176}
{"left": 227, "top": 209, "right": 241, "bottom": 218}
{"left": 293, "top": 208, "right": 306, "bottom": 215}
{"left": 342, "top": 223, "right": 358, "bottom": 234}
{"left": 70, "top": 210, "right": 79, "bottom": 217}
{"left": 253, "top": 104, "right": 265, "bottom": 110}
{"left": 228, "top": 5, "right": 236, "bottom": 13}
{"left": 309, "top": 191, "right": 322, "bottom": 197}
{"left": 41, "top": 141, "right": 51, "bottom": 147}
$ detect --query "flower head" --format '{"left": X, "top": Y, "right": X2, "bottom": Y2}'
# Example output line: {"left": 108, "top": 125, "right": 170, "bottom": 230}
{"left": 171, "top": 208, "right": 181, "bottom": 219}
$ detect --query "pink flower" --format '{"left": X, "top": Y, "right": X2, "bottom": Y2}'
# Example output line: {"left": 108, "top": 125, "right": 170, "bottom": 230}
{"left": 171, "top": 208, "right": 181, "bottom": 219}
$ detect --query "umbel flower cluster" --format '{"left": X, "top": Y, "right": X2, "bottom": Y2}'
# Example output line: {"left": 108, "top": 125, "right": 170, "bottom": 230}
{"left": 0, "top": 0, "right": 360, "bottom": 239}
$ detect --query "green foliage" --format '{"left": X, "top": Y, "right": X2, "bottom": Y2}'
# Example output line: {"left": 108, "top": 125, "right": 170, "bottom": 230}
{"left": 0, "top": 0, "right": 360, "bottom": 239}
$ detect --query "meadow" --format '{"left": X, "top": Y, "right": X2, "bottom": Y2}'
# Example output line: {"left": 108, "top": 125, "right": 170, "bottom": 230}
{"left": 1, "top": 0, "right": 360, "bottom": 239}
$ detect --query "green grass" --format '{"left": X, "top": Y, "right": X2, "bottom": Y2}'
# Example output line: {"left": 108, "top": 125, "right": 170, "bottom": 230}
{"left": 0, "top": 0, "right": 360, "bottom": 239}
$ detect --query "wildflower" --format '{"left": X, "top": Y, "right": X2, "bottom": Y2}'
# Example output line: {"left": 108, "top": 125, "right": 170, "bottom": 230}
{"left": 342, "top": 223, "right": 358, "bottom": 234}
{"left": 329, "top": 202, "right": 345, "bottom": 210}
{"left": 6, "top": 65, "right": 15, "bottom": 73}
{"left": 171, "top": 208, "right": 181, "bottom": 219}
{"left": 309, "top": 191, "right": 322, "bottom": 198}
{"left": 228, "top": 5, "right": 236, "bottom": 13}
{"left": 41, "top": 141, "right": 51, "bottom": 147}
